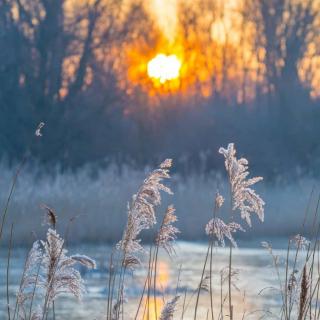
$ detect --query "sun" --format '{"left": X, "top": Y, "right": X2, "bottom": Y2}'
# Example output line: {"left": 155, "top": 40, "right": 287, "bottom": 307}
{"left": 147, "top": 53, "right": 182, "bottom": 84}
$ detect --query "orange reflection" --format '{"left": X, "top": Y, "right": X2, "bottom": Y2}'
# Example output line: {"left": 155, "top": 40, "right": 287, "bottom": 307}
{"left": 137, "top": 260, "right": 169, "bottom": 320}
{"left": 155, "top": 260, "right": 169, "bottom": 291}
{"left": 142, "top": 297, "right": 164, "bottom": 320}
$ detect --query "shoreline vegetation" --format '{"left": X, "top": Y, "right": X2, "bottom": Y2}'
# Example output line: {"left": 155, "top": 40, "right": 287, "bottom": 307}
{"left": 0, "top": 162, "right": 316, "bottom": 246}
{"left": 1, "top": 139, "right": 318, "bottom": 319}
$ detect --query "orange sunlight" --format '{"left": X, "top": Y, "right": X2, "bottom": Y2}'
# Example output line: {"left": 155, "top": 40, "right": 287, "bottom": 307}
{"left": 139, "top": 260, "right": 169, "bottom": 320}
{"left": 147, "top": 54, "right": 182, "bottom": 84}
{"left": 116, "top": 0, "right": 259, "bottom": 101}
{"left": 83, "top": 0, "right": 320, "bottom": 103}
{"left": 143, "top": 297, "right": 164, "bottom": 320}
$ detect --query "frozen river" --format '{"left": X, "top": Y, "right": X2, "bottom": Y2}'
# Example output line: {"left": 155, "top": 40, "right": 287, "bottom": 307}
{"left": 0, "top": 241, "right": 299, "bottom": 319}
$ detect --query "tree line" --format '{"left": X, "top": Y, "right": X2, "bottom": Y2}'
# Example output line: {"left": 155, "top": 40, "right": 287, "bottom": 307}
{"left": 0, "top": 0, "right": 319, "bottom": 178}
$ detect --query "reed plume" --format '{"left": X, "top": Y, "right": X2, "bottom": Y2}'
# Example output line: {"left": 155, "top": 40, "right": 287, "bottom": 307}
{"left": 40, "top": 204, "right": 57, "bottom": 229}
{"left": 298, "top": 265, "right": 308, "bottom": 320}
{"left": 159, "top": 295, "right": 180, "bottom": 320}
{"left": 16, "top": 241, "right": 43, "bottom": 320}
{"left": 287, "top": 269, "right": 298, "bottom": 294}
{"left": 41, "top": 229, "right": 86, "bottom": 303}
{"left": 215, "top": 192, "right": 224, "bottom": 209}
{"left": 219, "top": 143, "right": 265, "bottom": 226}
{"left": 16, "top": 228, "right": 96, "bottom": 319}
{"left": 117, "top": 159, "right": 173, "bottom": 268}
{"left": 291, "top": 234, "right": 310, "bottom": 251}
{"left": 205, "top": 218, "right": 244, "bottom": 248}
{"left": 156, "top": 205, "right": 179, "bottom": 256}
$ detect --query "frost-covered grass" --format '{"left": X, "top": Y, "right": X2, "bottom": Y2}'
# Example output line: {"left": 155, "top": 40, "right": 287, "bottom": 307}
{"left": 0, "top": 162, "right": 317, "bottom": 245}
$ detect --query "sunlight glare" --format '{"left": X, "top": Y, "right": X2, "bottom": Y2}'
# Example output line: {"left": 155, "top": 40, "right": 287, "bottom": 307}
{"left": 147, "top": 54, "right": 181, "bottom": 84}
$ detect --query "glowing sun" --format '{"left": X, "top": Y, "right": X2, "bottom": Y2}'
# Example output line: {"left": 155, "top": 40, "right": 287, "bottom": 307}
{"left": 147, "top": 54, "right": 182, "bottom": 83}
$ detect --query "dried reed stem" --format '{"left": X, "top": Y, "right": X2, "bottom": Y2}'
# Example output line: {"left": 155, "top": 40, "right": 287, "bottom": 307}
{"left": 0, "top": 157, "right": 26, "bottom": 246}
{"left": 7, "top": 224, "right": 14, "bottom": 320}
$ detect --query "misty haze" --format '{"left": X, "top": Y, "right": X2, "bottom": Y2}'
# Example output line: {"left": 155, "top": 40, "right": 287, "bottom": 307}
{"left": 0, "top": 0, "right": 319, "bottom": 319}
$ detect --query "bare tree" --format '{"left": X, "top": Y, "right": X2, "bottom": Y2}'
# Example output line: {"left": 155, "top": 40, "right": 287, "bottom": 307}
{"left": 249, "top": 0, "right": 320, "bottom": 105}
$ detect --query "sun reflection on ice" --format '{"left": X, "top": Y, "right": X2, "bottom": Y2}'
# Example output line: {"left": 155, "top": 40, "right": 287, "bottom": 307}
{"left": 141, "top": 260, "right": 170, "bottom": 320}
